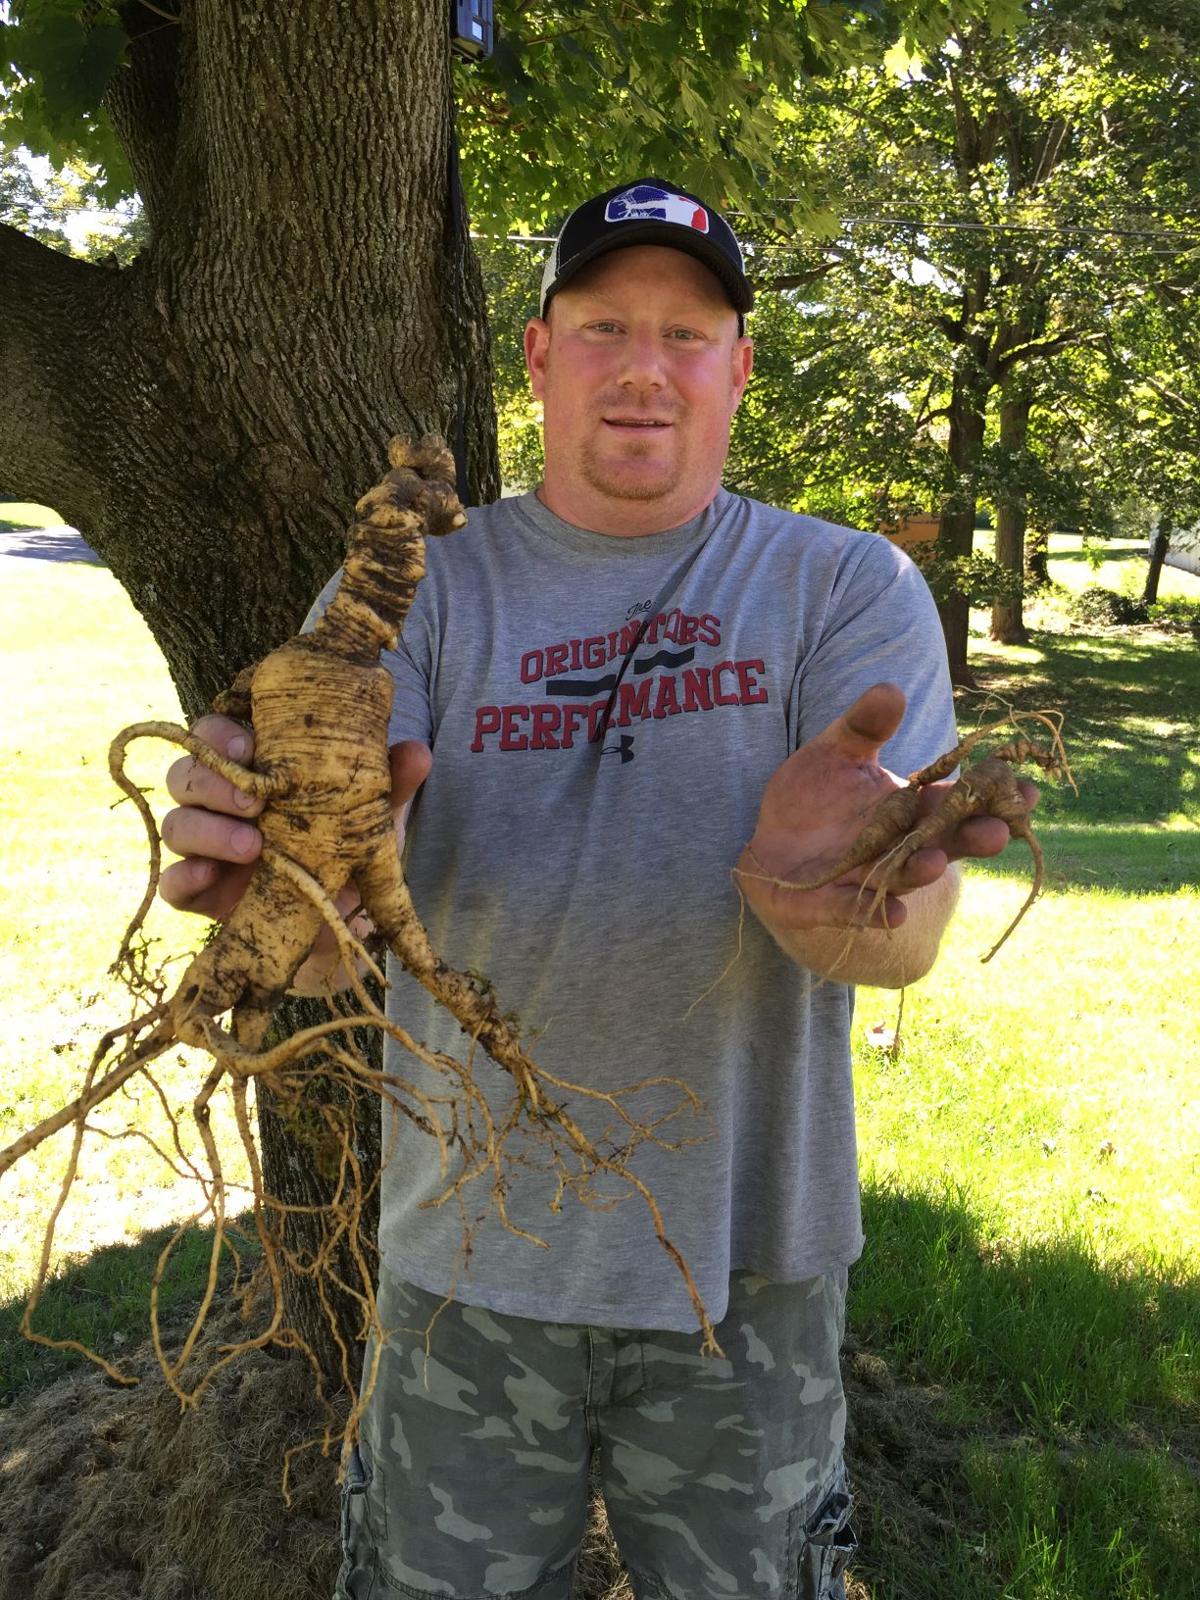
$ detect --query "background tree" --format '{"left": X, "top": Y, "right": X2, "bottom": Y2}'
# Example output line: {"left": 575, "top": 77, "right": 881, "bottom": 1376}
{"left": 618, "top": 0, "right": 1200, "bottom": 677}
{"left": 1065, "top": 289, "right": 1200, "bottom": 605}
{"left": 0, "top": 148, "right": 145, "bottom": 259}
{"left": 1115, "top": 295, "right": 1200, "bottom": 607}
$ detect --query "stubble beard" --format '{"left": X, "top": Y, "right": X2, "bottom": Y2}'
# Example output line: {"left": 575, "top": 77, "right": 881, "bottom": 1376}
{"left": 579, "top": 428, "right": 684, "bottom": 505}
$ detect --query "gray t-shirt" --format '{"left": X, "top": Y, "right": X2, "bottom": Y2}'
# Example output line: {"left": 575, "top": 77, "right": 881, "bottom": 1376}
{"left": 308, "top": 488, "right": 956, "bottom": 1331}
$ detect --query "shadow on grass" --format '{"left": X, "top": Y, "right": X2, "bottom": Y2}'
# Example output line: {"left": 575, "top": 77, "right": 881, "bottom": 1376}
{"left": 854, "top": 1180, "right": 1198, "bottom": 1436}
{"left": 2, "top": 1186, "right": 1196, "bottom": 1597}
{"left": 0, "top": 1212, "right": 258, "bottom": 1404}
{"left": 849, "top": 1180, "right": 1200, "bottom": 1597}
{"left": 964, "top": 629, "right": 1200, "bottom": 830}
{"left": 6, "top": 1186, "right": 1194, "bottom": 1442}
{"left": 963, "top": 819, "right": 1200, "bottom": 895}
{"left": 0, "top": 526, "right": 104, "bottom": 564}
{"left": 1051, "top": 545, "right": 1147, "bottom": 568}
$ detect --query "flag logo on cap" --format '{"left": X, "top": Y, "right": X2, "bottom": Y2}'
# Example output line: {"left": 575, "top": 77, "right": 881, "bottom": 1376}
{"left": 604, "top": 183, "right": 710, "bottom": 233}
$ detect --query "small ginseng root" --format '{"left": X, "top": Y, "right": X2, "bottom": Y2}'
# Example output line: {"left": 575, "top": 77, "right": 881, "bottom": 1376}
{"left": 0, "top": 435, "right": 717, "bottom": 1491}
{"left": 737, "top": 710, "right": 1074, "bottom": 969}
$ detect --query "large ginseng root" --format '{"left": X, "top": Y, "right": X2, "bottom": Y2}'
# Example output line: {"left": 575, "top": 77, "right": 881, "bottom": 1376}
{"left": 0, "top": 437, "right": 716, "bottom": 1467}
{"left": 737, "top": 713, "right": 1073, "bottom": 966}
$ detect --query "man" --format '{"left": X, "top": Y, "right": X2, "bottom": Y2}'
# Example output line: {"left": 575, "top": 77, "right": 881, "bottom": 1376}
{"left": 160, "top": 180, "right": 1031, "bottom": 1600}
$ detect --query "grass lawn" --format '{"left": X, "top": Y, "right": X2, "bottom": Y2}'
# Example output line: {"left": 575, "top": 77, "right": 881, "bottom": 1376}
{"left": 0, "top": 547, "right": 252, "bottom": 1387}
{"left": 0, "top": 530, "right": 1197, "bottom": 1598}
{"left": 0, "top": 502, "right": 64, "bottom": 532}
{"left": 1027, "top": 530, "right": 1200, "bottom": 602}
{"left": 848, "top": 542, "right": 1200, "bottom": 1597}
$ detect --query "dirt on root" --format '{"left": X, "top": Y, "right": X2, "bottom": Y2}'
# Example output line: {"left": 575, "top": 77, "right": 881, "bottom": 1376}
{"left": 0, "top": 1317, "right": 980, "bottom": 1600}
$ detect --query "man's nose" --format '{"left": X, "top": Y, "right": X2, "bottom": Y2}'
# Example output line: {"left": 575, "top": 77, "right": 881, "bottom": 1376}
{"left": 616, "top": 329, "right": 667, "bottom": 388}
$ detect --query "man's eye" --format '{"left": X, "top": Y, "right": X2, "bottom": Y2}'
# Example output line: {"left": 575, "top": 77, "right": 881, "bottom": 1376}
{"left": 669, "top": 328, "right": 702, "bottom": 341}
{"left": 592, "top": 321, "right": 621, "bottom": 334}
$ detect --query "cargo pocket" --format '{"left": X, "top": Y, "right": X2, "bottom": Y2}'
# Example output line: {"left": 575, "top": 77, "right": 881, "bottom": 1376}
{"left": 793, "top": 1465, "right": 857, "bottom": 1600}
{"left": 335, "top": 1442, "right": 378, "bottom": 1600}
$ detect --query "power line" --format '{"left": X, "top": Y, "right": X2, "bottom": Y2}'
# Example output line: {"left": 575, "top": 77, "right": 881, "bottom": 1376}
{"left": 486, "top": 214, "right": 1200, "bottom": 248}
{"left": 743, "top": 198, "right": 1200, "bottom": 235}
{"left": 485, "top": 217, "right": 1200, "bottom": 255}
{"left": 844, "top": 198, "right": 1200, "bottom": 221}
{"left": 838, "top": 215, "right": 1200, "bottom": 243}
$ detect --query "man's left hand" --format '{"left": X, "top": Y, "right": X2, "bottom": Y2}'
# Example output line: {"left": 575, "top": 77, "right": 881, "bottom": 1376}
{"left": 739, "top": 683, "right": 1039, "bottom": 937}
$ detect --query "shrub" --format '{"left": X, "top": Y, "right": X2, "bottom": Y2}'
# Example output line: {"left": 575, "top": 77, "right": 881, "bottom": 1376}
{"left": 1069, "top": 587, "right": 1150, "bottom": 627}
{"left": 1147, "top": 596, "right": 1200, "bottom": 640}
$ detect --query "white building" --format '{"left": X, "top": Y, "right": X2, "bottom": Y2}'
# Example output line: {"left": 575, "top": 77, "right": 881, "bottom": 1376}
{"left": 1163, "top": 520, "right": 1200, "bottom": 578}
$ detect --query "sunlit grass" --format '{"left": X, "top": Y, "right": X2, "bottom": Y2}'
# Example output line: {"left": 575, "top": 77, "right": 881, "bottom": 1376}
{"left": 0, "top": 554, "right": 249, "bottom": 1313}
{"left": 0, "top": 502, "right": 64, "bottom": 531}
{"left": 848, "top": 549, "right": 1199, "bottom": 1596}
{"left": 974, "top": 528, "right": 1200, "bottom": 605}
{"left": 856, "top": 871, "right": 1198, "bottom": 1255}
{"left": 1048, "top": 534, "right": 1200, "bottom": 602}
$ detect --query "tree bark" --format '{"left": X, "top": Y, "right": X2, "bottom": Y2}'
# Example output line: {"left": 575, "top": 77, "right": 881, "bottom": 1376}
{"left": 936, "top": 363, "right": 988, "bottom": 683}
{"left": 1025, "top": 524, "right": 1050, "bottom": 587}
{"left": 1, "top": 0, "right": 498, "bottom": 1379}
{"left": 257, "top": 999, "right": 384, "bottom": 1387}
{"left": 990, "top": 386, "right": 1031, "bottom": 643}
{"left": 1144, "top": 517, "right": 1172, "bottom": 604}
{"left": 2, "top": 1, "right": 498, "bottom": 715}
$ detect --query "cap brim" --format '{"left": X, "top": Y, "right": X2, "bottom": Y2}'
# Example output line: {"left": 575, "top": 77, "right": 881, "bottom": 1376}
{"left": 544, "top": 224, "right": 754, "bottom": 316}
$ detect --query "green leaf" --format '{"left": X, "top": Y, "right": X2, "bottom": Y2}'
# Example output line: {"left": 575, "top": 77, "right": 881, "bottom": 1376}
{"left": 1, "top": 3, "right": 129, "bottom": 183}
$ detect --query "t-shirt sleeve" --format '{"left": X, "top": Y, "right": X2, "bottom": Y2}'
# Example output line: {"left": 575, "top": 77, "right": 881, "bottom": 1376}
{"left": 384, "top": 630, "right": 434, "bottom": 749}
{"left": 300, "top": 567, "right": 434, "bottom": 748}
{"left": 793, "top": 536, "right": 958, "bottom": 779}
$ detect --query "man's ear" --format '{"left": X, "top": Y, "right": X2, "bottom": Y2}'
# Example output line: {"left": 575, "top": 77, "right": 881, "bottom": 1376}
{"left": 731, "top": 336, "right": 754, "bottom": 410}
{"left": 525, "top": 317, "right": 551, "bottom": 401}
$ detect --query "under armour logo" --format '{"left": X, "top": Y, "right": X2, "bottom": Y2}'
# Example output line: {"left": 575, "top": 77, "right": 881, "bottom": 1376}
{"left": 601, "top": 735, "right": 636, "bottom": 764}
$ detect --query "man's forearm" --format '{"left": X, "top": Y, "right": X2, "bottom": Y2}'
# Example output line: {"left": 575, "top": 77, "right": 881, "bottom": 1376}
{"left": 759, "top": 866, "right": 961, "bottom": 988}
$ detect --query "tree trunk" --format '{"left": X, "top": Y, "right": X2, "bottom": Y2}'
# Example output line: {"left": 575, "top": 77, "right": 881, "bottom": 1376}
{"left": 990, "top": 387, "right": 1031, "bottom": 644}
{"left": 256, "top": 999, "right": 385, "bottom": 1387}
{"left": 936, "top": 365, "right": 988, "bottom": 683}
{"left": 1, "top": 1, "right": 498, "bottom": 1379}
{"left": 1026, "top": 525, "right": 1050, "bottom": 588}
{"left": 1144, "top": 517, "right": 1172, "bottom": 604}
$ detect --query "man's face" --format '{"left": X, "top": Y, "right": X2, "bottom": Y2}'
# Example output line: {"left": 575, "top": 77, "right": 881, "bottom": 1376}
{"left": 524, "top": 245, "right": 753, "bottom": 535}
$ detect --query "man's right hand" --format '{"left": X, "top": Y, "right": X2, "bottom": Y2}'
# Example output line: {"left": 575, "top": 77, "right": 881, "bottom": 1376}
{"left": 159, "top": 716, "right": 434, "bottom": 933}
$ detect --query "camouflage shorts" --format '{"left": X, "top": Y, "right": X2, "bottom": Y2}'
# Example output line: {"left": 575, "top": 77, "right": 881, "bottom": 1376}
{"left": 335, "top": 1265, "right": 855, "bottom": 1600}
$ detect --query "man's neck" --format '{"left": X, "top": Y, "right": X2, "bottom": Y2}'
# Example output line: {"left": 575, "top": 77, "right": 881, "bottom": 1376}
{"left": 534, "top": 482, "right": 723, "bottom": 538}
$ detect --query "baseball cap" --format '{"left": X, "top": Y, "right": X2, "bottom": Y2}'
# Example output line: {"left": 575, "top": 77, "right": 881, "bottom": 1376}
{"left": 539, "top": 179, "right": 754, "bottom": 331}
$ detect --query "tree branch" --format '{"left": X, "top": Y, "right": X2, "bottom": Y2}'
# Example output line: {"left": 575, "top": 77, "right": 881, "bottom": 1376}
{"left": 993, "top": 328, "right": 1105, "bottom": 382}
{"left": 910, "top": 375, "right": 942, "bottom": 432}
{"left": 755, "top": 259, "right": 844, "bottom": 294}
{"left": 1029, "top": 116, "right": 1070, "bottom": 192}
{"left": 1141, "top": 373, "right": 1192, "bottom": 416}
{"left": 106, "top": 0, "right": 184, "bottom": 237}
{"left": 0, "top": 222, "right": 135, "bottom": 521}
